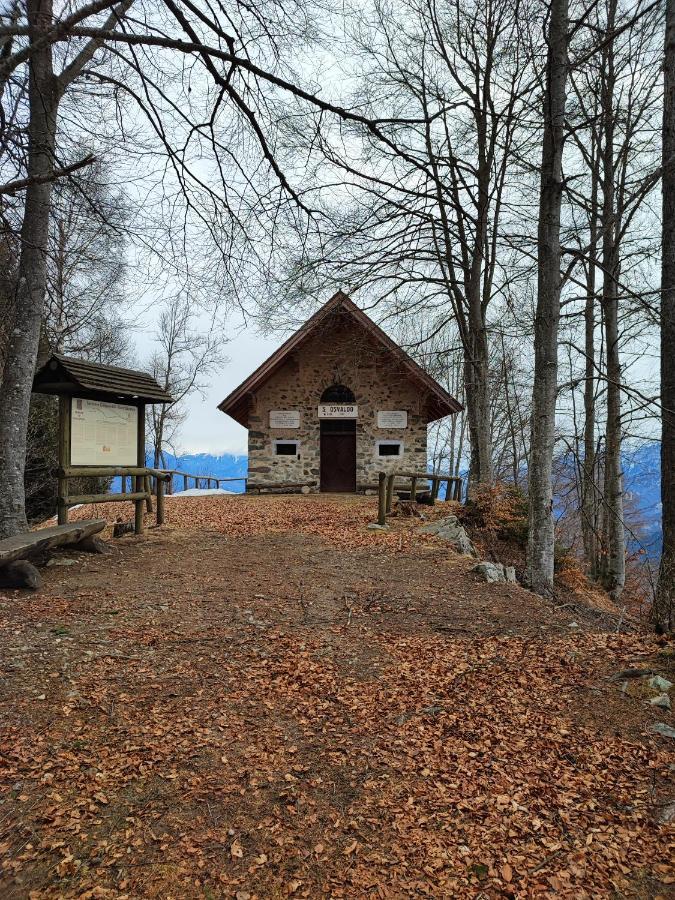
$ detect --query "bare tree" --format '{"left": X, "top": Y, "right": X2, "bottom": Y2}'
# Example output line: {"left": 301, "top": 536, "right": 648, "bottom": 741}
{"left": 525, "top": 0, "right": 569, "bottom": 594}
{"left": 0, "top": 0, "right": 424, "bottom": 538}
{"left": 147, "top": 297, "right": 225, "bottom": 469}
{"left": 562, "top": 0, "right": 662, "bottom": 595}
{"left": 654, "top": 0, "right": 675, "bottom": 631}
{"left": 44, "top": 156, "right": 132, "bottom": 362}
{"left": 264, "top": 0, "right": 536, "bottom": 490}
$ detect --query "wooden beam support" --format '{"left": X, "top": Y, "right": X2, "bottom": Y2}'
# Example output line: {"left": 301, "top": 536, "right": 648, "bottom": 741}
{"left": 135, "top": 404, "right": 145, "bottom": 535}
{"left": 378, "top": 472, "right": 387, "bottom": 525}
{"left": 385, "top": 473, "right": 396, "bottom": 514}
{"left": 63, "top": 492, "right": 150, "bottom": 505}
{"left": 156, "top": 477, "right": 165, "bottom": 525}
{"left": 57, "top": 396, "right": 71, "bottom": 525}
{"left": 56, "top": 466, "right": 170, "bottom": 479}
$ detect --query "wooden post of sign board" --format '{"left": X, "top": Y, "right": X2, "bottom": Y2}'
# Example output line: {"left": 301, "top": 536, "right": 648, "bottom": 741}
{"left": 57, "top": 396, "right": 71, "bottom": 525}
{"left": 134, "top": 404, "right": 145, "bottom": 534}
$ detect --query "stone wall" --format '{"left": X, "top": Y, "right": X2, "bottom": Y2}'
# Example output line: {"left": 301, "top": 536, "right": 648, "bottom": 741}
{"left": 246, "top": 313, "right": 434, "bottom": 490}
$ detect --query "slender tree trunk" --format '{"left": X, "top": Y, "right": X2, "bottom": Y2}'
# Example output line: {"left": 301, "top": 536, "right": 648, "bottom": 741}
{"left": 654, "top": 0, "right": 675, "bottom": 631}
{"left": 582, "top": 134, "right": 599, "bottom": 576}
{"left": 464, "top": 332, "right": 492, "bottom": 489}
{"left": 598, "top": 1, "right": 625, "bottom": 600}
{"left": 0, "top": 0, "right": 57, "bottom": 538}
{"left": 602, "top": 254, "right": 626, "bottom": 598}
{"left": 525, "top": 0, "right": 569, "bottom": 593}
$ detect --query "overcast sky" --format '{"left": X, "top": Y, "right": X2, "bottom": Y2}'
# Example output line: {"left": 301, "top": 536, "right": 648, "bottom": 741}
{"left": 181, "top": 317, "right": 278, "bottom": 456}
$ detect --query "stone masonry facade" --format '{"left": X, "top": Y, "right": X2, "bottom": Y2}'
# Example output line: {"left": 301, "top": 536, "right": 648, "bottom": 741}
{"left": 246, "top": 315, "right": 432, "bottom": 490}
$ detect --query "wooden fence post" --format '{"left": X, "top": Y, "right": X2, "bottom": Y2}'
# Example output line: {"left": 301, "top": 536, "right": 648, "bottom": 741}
{"left": 144, "top": 475, "right": 153, "bottom": 512}
{"left": 410, "top": 475, "right": 418, "bottom": 502}
{"left": 156, "top": 477, "right": 165, "bottom": 525}
{"left": 385, "top": 473, "right": 396, "bottom": 514}
{"left": 378, "top": 472, "right": 387, "bottom": 525}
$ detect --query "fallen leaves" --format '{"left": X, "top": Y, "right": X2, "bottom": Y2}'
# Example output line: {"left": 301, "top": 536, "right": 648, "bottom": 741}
{"left": 1, "top": 496, "right": 673, "bottom": 898}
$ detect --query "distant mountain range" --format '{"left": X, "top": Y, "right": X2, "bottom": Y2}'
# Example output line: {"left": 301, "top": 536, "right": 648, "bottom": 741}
{"left": 155, "top": 451, "right": 248, "bottom": 491}
{"left": 623, "top": 442, "right": 662, "bottom": 558}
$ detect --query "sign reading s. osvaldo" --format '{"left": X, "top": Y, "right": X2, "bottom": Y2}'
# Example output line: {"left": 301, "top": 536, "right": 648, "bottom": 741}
{"left": 269, "top": 410, "right": 300, "bottom": 428}
{"left": 71, "top": 397, "right": 138, "bottom": 466}
{"left": 318, "top": 404, "right": 358, "bottom": 419}
{"left": 377, "top": 410, "right": 408, "bottom": 428}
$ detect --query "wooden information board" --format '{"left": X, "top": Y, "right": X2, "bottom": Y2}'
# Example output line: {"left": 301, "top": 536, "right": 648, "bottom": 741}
{"left": 70, "top": 397, "right": 138, "bottom": 466}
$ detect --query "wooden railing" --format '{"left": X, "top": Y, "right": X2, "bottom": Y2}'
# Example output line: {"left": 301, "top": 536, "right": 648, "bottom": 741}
{"left": 55, "top": 466, "right": 171, "bottom": 533}
{"left": 376, "top": 470, "right": 463, "bottom": 526}
{"left": 120, "top": 470, "right": 248, "bottom": 494}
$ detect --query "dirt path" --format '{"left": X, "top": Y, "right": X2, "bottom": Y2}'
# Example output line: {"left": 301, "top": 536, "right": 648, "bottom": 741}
{"left": 0, "top": 496, "right": 673, "bottom": 898}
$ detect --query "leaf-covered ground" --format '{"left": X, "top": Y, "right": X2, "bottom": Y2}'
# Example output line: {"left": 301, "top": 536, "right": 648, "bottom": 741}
{"left": 1, "top": 495, "right": 673, "bottom": 898}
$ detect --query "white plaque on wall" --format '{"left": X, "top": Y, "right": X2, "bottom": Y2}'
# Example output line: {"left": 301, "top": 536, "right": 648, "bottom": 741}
{"left": 318, "top": 404, "right": 358, "bottom": 419}
{"left": 377, "top": 410, "right": 408, "bottom": 429}
{"left": 71, "top": 397, "right": 138, "bottom": 466}
{"left": 270, "top": 410, "right": 300, "bottom": 428}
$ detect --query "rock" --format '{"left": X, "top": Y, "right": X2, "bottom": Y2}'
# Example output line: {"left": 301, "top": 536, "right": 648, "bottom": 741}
{"left": 568, "top": 621, "right": 579, "bottom": 629}
{"left": 472, "top": 562, "right": 508, "bottom": 583}
{"left": 648, "top": 675, "right": 673, "bottom": 693}
{"left": 76, "top": 536, "right": 111, "bottom": 554}
{"left": 650, "top": 723, "right": 675, "bottom": 740}
{"left": 505, "top": 566, "right": 517, "bottom": 584}
{"left": 656, "top": 801, "right": 675, "bottom": 823}
{"left": 423, "top": 516, "right": 477, "bottom": 556}
{"left": 113, "top": 520, "right": 134, "bottom": 538}
{"left": 301, "top": 485, "right": 311, "bottom": 495}
{"left": 649, "top": 693, "right": 672, "bottom": 711}
{"left": 46, "top": 558, "right": 76, "bottom": 567}
{"left": 0, "top": 560, "right": 41, "bottom": 590}
{"left": 613, "top": 668, "right": 656, "bottom": 680}
{"left": 367, "top": 523, "right": 390, "bottom": 531}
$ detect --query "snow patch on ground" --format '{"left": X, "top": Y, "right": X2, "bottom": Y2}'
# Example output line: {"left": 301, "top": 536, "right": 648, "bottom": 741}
{"left": 169, "top": 488, "right": 237, "bottom": 497}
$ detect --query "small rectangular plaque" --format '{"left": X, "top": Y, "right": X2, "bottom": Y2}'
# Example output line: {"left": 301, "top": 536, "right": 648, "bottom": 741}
{"left": 377, "top": 410, "right": 407, "bottom": 429}
{"left": 318, "top": 404, "right": 358, "bottom": 419}
{"left": 270, "top": 410, "right": 300, "bottom": 428}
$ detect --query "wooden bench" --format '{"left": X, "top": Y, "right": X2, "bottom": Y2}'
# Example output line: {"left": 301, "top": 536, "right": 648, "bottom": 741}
{"left": 0, "top": 519, "right": 107, "bottom": 589}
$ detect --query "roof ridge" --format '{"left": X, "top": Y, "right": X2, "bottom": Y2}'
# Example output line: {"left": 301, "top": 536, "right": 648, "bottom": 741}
{"left": 218, "top": 291, "right": 462, "bottom": 424}
{"left": 53, "top": 353, "right": 154, "bottom": 380}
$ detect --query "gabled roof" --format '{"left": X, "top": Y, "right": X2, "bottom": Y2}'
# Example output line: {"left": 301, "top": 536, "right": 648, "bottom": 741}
{"left": 33, "top": 354, "right": 173, "bottom": 404}
{"left": 218, "top": 291, "right": 462, "bottom": 425}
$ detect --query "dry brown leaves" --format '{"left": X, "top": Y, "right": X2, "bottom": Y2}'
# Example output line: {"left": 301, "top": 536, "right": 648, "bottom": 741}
{"left": 1, "top": 496, "right": 672, "bottom": 898}
{"left": 68, "top": 494, "right": 447, "bottom": 552}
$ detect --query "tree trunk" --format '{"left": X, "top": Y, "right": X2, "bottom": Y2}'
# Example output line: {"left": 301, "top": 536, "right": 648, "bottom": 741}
{"left": 581, "top": 129, "right": 600, "bottom": 577}
{"left": 464, "top": 331, "right": 492, "bottom": 490}
{"left": 654, "top": 0, "right": 675, "bottom": 631}
{"left": 525, "top": 0, "right": 569, "bottom": 593}
{"left": 0, "top": 0, "right": 57, "bottom": 538}
{"left": 599, "top": 0, "right": 625, "bottom": 601}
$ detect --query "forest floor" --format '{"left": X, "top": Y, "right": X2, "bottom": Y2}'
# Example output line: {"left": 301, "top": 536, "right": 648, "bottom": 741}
{"left": 0, "top": 494, "right": 673, "bottom": 899}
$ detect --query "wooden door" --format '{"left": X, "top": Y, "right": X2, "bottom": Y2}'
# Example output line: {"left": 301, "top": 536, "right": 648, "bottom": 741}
{"left": 320, "top": 421, "right": 356, "bottom": 492}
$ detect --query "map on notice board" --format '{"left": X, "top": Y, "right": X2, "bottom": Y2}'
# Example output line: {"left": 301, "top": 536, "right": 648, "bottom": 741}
{"left": 70, "top": 397, "right": 138, "bottom": 466}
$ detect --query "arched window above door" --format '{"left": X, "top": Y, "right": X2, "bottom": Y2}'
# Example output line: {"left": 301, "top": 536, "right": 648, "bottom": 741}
{"left": 321, "top": 384, "right": 355, "bottom": 403}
